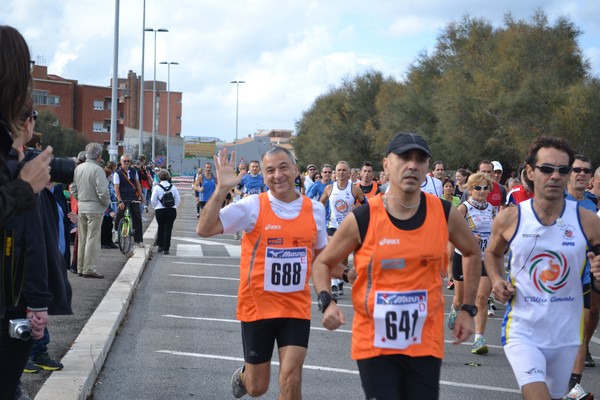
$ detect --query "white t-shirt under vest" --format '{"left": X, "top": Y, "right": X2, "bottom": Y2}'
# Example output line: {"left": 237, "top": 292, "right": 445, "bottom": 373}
{"left": 326, "top": 181, "right": 355, "bottom": 229}
{"left": 502, "top": 199, "right": 587, "bottom": 348}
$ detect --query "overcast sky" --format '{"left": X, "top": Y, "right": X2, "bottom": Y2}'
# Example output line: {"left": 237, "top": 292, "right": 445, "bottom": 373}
{"left": 4, "top": 0, "right": 599, "bottom": 142}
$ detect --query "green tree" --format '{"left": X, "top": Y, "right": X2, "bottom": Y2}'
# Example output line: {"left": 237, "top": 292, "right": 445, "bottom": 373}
{"left": 295, "top": 70, "right": 387, "bottom": 169}
{"left": 132, "top": 138, "right": 167, "bottom": 164}
{"left": 34, "top": 110, "right": 88, "bottom": 157}
{"left": 295, "top": 10, "right": 600, "bottom": 171}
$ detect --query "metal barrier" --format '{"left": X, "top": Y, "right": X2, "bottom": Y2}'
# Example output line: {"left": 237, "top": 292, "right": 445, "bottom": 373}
{"left": 171, "top": 176, "right": 195, "bottom": 191}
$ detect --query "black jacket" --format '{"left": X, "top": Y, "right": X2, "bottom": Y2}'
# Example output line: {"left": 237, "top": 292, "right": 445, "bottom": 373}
{"left": 0, "top": 120, "right": 38, "bottom": 316}
{"left": 0, "top": 147, "right": 72, "bottom": 315}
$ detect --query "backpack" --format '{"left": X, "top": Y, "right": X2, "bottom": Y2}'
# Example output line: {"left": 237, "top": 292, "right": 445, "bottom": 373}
{"left": 158, "top": 184, "right": 175, "bottom": 208}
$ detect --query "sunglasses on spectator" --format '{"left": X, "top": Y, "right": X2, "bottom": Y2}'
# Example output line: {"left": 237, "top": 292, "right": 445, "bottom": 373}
{"left": 473, "top": 185, "right": 489, "bottom": 191}
{"left": 571, "top": 167, "right": 592, "bottom": 174}
{"left": 122, "top": 160, "right": 131, "bottom": 163}
{"left": 534, "top": 164, "right": 571, "bottom": 175}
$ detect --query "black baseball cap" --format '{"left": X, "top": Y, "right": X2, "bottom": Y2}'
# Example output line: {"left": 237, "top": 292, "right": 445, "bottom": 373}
{"left": 385, "top": 132, "right": 431, "bottom": 158}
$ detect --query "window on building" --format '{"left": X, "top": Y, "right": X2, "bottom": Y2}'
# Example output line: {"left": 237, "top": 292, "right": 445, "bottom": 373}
{"left": 32, "top": 90, "right": 60, "bottom": 106}
{"left": 92, "top": 122, "right": 104, "bottom": 132}
{"left": 93, "top": 100, "right": 104, "bottom": 110}
{"left": 33, "top": 90, "right": 48, "bottom": 105}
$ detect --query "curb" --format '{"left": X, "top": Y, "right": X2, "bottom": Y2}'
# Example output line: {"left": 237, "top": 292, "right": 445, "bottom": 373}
{"left": 34, "top": 219, "right": 158, "bottom": 400}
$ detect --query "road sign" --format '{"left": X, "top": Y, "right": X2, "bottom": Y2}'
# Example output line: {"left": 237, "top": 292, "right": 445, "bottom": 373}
{"left": 155, "top": 155, "right": 166, "bottom": 167}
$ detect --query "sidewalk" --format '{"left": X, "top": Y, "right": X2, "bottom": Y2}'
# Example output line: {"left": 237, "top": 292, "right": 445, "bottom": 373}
{"left": 20, "top": 211, "right": 157, "bottom": 400}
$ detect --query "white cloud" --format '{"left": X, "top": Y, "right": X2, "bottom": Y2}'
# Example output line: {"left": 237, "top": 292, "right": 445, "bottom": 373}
{"left": 2, "top": 0, "right": 599, "bottom": 142}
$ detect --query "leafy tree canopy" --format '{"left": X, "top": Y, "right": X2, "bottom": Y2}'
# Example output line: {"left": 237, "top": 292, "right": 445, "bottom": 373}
{"left": 295, "top": 10, "right": 600, "bottom": 174}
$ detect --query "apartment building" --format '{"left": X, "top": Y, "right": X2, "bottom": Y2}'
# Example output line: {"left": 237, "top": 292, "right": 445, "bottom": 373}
{"left": 31, "top": 65, "right": 182, "bottom": 151}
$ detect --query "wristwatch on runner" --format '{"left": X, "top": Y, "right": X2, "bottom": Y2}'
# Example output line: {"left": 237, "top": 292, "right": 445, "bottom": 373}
{"left": 459, "top": 304, "right": 478, "bottom": 317}
{"left": 318, "top": 291, "right": 337, "bottom": 313}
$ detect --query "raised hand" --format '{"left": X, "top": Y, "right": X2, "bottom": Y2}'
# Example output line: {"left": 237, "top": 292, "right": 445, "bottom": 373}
{"left": 214, "top": 149, "right": 245, "bottom": 189}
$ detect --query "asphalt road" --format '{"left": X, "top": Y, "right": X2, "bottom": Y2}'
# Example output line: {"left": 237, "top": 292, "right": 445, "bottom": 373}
{"left": 49, "top": 192, "right": 600, "bottom": 399}
{"left": 19, "top": 207, "right": 155, "bottom": 399}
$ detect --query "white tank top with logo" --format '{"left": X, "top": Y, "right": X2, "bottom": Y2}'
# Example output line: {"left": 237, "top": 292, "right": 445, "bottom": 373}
{"left": 326, "top": 182, "right": 355, "bottom": 229}
{"left": 455, "top": 201, "right": 495, "bottom": 257}
{"left": 502, "top": 199, "right": 587, "bottom": 348}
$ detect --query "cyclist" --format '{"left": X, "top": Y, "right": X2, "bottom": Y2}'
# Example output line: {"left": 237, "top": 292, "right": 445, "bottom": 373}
{"left": 114, "top": 154, "right": 144, "bottom": 246}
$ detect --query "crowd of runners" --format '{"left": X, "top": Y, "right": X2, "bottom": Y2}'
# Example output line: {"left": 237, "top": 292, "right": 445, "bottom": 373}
{"left": 191, "top": 132, "right": 600, "bottom": 400}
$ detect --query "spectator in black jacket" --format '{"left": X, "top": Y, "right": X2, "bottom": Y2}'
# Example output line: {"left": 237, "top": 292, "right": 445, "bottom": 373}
{"left": 0, "top": 25, "right": 62, "bottom": 399}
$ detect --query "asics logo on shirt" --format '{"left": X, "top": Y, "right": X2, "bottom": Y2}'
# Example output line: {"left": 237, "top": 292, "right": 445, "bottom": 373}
{"left": 265, "top": 224, "right": 281, "bottom": 230}
{"left": 379, "top": 238, "right": 400, "bottom": 246}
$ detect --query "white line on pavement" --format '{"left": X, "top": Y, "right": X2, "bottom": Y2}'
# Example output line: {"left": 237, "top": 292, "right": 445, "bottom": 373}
{"left": 162, "top": 314, "right": 353, "bottom": 333}
{"left": 173, "top": 261, "right": 240, "bottom": 267}
{"left": 164, "top": 291, "right": 355, "bottom": 308}
{"left": 168, "top": 274, "right": 240, "bottom": 281}
{"left": 155, "top": 350, "right": 520, "bottom": 394}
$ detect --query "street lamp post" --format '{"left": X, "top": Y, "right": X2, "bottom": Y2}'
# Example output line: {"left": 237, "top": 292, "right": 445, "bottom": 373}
{"left": 145, "top": 27, "right": 168, "bottom": 162}
{"left": 230, "top": 80, "right": 245, "bottom": 166}
{"left": 160, "top": 61, "right": 179, "bottom": 169}
{"left": 138, "top": 0, "right": 146, "bottom": 157}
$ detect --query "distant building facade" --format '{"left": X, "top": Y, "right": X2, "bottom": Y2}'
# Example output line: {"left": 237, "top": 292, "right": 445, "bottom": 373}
{"left": 31, "top": 65, "right": 182, "bottom": 161}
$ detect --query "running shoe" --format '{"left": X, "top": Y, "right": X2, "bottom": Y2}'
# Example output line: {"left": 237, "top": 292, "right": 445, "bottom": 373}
{"left": 23, "top": 359, "right": 41, "bottom": 373}
{"left": 446, "top": 306, "right": 458, "bottom": 330}
{"left": 487, "top": 298, "right": 495, "bottom": 317}
{"left": 471, "top": 337, "right": 489, "bottom": 355}
{"left": 338, "top": 282, "right": 344, "bottom": 296}
{"left": 32, "top": 352, "right": 64, "bottom": 371}
{"left": 447, "top": 279, "right": 454, "bottom": 290}
{"left": 331, "top": 285, "right": 339, "bottom": 300}
{"left": 565, "top": 383, "right": 594, "bottom": 400}
{"left": 231, "top": 366, "right": 247, "bottom": 398}
{"left": 585, "top": 347, "right": 595, "bottom": 368}
{"left": 489, "top": 296, "right": 497, "bottom": 310}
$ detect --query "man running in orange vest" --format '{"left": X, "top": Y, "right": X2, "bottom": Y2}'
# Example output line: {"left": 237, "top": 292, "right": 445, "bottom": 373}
{"left": 197, "top": 147, "right": 327, "bottom": 399}
{"left": 312, "top": 132, "right": 482, "bottom": 399}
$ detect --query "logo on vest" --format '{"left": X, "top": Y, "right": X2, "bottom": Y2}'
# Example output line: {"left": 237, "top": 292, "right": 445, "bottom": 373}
{"left": 265, "top": 224, "right": 281, "bottom": 230}
{"left": 334, "top": 199, "right": 349, "bottom": 214}
{"left": 379, "top": 238, "right": 400, "bottom": 246}
{"left": 268, "top": 238, "right": 284, "bottom": 245}
{"left": 561, "top": 224, "right": 576, "bottom": 240}
{"left": 528, "top": 250, "right": 569, "bottom": 295}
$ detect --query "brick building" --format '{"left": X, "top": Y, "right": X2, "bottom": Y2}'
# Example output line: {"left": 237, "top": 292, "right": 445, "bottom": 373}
{"left": 31, "top": 65, "right": 182, "bottom": 153}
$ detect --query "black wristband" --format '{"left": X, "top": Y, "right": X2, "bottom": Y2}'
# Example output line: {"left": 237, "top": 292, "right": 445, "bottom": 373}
{"left": 342, "top": 268, "right": 350, "bottom": 283}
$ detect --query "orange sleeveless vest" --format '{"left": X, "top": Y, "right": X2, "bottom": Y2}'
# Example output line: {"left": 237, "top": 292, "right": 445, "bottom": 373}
{"left": 236, "top": 193, "right": 317, "bottom": 322}
{"left": 351, "top": 193, "right": 448, "bottom": 360}
{"left": 355, "top": 181, "right": 379, "bottom": 199}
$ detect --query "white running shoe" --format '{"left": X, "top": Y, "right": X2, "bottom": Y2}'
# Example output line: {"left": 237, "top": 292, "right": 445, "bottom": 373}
{"left": 565, "top": 383, "right": 594, "bottom": 400}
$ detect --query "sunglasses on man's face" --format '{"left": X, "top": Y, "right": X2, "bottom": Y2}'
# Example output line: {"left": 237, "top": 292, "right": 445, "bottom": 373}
{"left": 122, "top": 160, "right": 131, "bottom": 163}
{"left": 571, "top": 167, "right": 592, "bottom": 175}
{"left": 534, "top": 164, "right": 571, "bottom": 175}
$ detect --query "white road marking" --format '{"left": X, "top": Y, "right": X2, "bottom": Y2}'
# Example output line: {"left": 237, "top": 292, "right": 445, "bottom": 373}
{"left": 169, "top": 274, "right": 240, "bottom": 281}
{"left": 176, "top": 244, "right": 203, "bottom": 257}
{"left": 162, "top": 314, "right": 353, "bottom": 333}
{"left": 164, "top": 291, "right": 355, "bottom": 308}
{"left": 173, "top": 261, "right": 240, "bottom": 267}
{"left": 155, "top": 350, "right": 520, "bottom": 394}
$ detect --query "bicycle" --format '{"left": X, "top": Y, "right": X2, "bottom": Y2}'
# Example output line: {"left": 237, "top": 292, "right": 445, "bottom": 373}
{"left": 117, "top": 200, "right": 140, "bottom": 254}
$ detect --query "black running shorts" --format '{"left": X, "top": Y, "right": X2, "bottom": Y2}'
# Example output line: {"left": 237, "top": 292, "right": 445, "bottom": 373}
{"left": 357, "top": 354, "right": 442, "bottom": 399}
{"left": 240, "top": 318, "right": 310, "bottom": 365}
